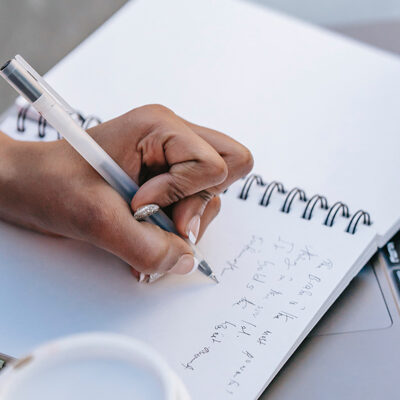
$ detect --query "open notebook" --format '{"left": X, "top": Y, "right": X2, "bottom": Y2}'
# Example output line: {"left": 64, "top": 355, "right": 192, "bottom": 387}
{"left": 1, "top": 0, "right": 400, "bottom": 398}
{"left": 0, "top": 163, "right": 377, "bottom": 399}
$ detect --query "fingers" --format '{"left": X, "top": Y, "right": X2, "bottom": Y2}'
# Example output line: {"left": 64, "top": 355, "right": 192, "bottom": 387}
{"left": 157, "top": 117, "right": 252, "bottom": 242}
{"left": 79, "top": 186, "right": 196, "bottom": 276}
{"left": 131, "top": 107, "right": 228, "bottom": 210}
{"left": 84, "top": 105, "right": 253, "bottom": 276}
{"left": 90, "top": 104, "right": 251, "bottom": 217}
{"left": 181, "top": 119, "right": 254, "bottom": 192}
{"left": 172, "top": 190, "right": 215, "bottom": 242}
{"left": 197, "top": 195, "right": 221, "bottom": 242}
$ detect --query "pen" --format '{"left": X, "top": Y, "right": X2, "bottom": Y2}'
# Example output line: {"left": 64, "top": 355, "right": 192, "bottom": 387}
{"left": 0, "top": 55, "right": 219, "bottom": 284}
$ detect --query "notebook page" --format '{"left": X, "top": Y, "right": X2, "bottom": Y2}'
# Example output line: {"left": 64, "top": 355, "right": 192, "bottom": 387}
{"left": 0, "top": 189, "right": 376, "bottom": 399}
{"left": 40, "top": 0, "right": 400, "bottom": 245}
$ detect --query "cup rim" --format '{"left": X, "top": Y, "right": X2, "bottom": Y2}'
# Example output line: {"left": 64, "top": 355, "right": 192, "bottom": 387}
{"left": 0, "top": 332, "right": 177, "bottom": 400}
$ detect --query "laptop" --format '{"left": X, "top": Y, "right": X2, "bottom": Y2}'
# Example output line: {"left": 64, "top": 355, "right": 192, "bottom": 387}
{"left": 261, "top": 232, "right": 400, "bottom": 399}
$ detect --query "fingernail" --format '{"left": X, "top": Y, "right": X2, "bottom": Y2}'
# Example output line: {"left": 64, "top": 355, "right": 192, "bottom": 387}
{"left": 187, "top": 215, "right": 201, "bottom": 244}
{"left": 170, "top": 255, "right": 198, "bottom": 275}
{"left": 139, "top": 273, "right": 147, "bottom": 283}
{"left": 148, "top": 272, "right": 164, "bottom": 284}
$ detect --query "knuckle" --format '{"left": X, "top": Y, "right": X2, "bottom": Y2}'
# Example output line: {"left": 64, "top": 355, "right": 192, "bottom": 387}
{"left": 144, "top": 104, "right": 175, "bottom": 119}
{"left": 128, "top": 104, "right": 177, "bottom": 132}
{"left": 198, "top": 190, "right": 215, "bottom": 203}
{"left": 235, "top": 145, "right": 254, "bottom": 176}
{"left": 163, "top": 175, "right": 189, "bottom": 204}
{"left": 208, "top": 156, "right": 228, "bottom": 184}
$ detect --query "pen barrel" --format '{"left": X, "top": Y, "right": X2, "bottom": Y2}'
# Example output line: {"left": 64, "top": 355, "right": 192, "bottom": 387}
{"left": 33, "top": 95, "right": 139, "bottom": 203}
{"left": 148, "top": 210, "right": 178, "bottom": 234}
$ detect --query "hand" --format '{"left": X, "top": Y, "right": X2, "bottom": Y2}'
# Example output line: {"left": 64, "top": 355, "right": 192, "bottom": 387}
{"left": 0, "top": 105, "right": 253, "bottom": 278}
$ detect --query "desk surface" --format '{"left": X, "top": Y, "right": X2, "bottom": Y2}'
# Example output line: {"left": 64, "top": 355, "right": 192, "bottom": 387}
{"left": 1, "top": 0, "right": 400, "bottom": 114}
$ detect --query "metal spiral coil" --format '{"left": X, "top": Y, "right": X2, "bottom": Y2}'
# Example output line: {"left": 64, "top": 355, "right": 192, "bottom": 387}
{"left": 16, "top": 104, "right": 101, "bottom": 139}
{"left": 236, "top": 174, "right": 372, "bottom": 234}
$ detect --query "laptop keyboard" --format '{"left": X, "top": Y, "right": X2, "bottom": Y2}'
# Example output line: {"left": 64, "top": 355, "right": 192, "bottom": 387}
{"left": 381, "top": 231, "right": 400, "bottom": 303}
{"left": 394, "top": 270, "right": 400, "bottom": 292}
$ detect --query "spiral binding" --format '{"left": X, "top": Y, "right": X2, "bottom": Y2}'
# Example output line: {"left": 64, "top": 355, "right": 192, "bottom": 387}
{"left": 238, "top": 174, "right": 265, "bottom": 200}
{"left": 236, "top": 173, "right": 372, "bottom": 234}
{"left": 16, "top": 104, "right": 102, "bottom": 139}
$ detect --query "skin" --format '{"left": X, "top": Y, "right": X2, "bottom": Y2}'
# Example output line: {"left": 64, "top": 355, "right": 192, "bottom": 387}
{"left": 0, "top": 104, "right": 253, "bottom": 279}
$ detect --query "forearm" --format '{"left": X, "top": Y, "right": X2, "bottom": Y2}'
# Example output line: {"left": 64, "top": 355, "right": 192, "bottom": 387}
{"left": 0, "top": 132, "right": 49, "bottom": 231}
{"left": 0, "top": 132, "right": 19, "bottom": 211}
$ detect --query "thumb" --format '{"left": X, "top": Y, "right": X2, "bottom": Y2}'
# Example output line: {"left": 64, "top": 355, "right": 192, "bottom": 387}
{"left": 90, "top": 194, "right": 196, "bottom": 276}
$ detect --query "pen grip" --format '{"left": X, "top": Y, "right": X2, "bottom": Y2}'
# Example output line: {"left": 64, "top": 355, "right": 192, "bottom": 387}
{"left": 147, "top": 210, "right": 178, "bottom": 234}
{"left": 34, "top": 94, "right": 203, "bottom": 262}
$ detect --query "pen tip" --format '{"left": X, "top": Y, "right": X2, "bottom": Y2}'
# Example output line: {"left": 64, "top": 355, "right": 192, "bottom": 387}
{"left": 210, "top": 274, "right": 219, "bottom": 284}
{"left": 197, "top": 259, "right": 219, "bottom": 283}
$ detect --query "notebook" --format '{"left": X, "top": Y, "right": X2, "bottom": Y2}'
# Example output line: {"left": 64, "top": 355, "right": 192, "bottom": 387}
{"left": 0, "top": 170, "right": 377, "bottom": 399}
{"left": 1, "top": 0, "right": 400, "bottom": 398}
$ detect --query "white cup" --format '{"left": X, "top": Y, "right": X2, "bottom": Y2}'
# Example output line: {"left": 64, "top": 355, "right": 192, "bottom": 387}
{"left": 0, "top": 333, "right": 190, "bottom": 400}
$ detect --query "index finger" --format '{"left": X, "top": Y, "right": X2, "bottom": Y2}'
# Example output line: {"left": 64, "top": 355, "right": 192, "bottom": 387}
{"left": 180, "top": 118, "right": 254, "bottom": 192}
{"left": 131, "top": 112, "right": 228, "bottom": 210}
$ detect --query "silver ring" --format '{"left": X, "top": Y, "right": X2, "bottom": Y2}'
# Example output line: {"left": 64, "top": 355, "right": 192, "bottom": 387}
{"left": 134, "top": 204, "right": 160, "bottom": 220}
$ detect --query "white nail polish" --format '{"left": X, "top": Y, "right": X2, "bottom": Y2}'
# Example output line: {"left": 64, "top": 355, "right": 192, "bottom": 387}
{"left": 169, "top": 255, "right": 197, "bottom": 275}
{"left": 186, "top": 257, "right": 199, "bottom": 275}
{"left": 188, "top": 231, "right": 197, "bottom": 244}
{"left": 187, "top": 215, "right": 201, "bottom": 244}
{"left": 148, "top": 272, "right": 164, "bottom": 283}
{"left": 139, "top": 273, "right": 146, "bottom": 283}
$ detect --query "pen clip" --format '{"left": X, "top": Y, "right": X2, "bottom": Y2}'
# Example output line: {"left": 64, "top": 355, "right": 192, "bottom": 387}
{"left": 14, "top": 54, "right": 75, "bottom": 115}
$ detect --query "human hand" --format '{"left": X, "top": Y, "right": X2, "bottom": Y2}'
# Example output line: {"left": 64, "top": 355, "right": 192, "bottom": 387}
{"left": 0, "top": 105, "right": 253, "bottom": 278}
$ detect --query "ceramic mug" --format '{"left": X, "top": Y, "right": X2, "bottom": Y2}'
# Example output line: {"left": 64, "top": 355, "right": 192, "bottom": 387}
{"left": 0, "top": 333, "right": 190, "bottom": 400}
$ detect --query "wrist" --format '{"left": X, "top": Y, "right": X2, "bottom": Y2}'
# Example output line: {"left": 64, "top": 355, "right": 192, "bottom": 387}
{"left": 0, "top": 132, "right": 19, "bottom": 189}
{"left": 0, "top": 132, "right": 49, "bottom": 220}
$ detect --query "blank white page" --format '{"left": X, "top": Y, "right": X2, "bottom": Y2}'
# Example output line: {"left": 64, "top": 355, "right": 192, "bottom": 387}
{"left": 0, "top": 189, "right": 376, "bottom": 398}
{"left": 35, "top": 0, "right": 400, "bottom": 245}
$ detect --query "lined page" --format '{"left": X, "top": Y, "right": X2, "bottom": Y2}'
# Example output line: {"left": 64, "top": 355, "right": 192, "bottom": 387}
{"left": 178, "top": 196, "right": 376, "bottom": 398}
{"left": 0, "top": 191, "right": 376, "bottom": 399}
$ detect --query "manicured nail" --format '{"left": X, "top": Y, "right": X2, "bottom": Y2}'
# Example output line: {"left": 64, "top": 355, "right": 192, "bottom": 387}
{"left": 134, "top": 204, "right": 160, "bottom": 221}
{"left": 139, "top": 273, "right": 147, "bottom": 283}
{"left": 186, "top": 215, "right": 201, "bottom": 244}
{"left": 187, "top": 257, "right": 199, "bottom": 275}
{"left": 170, "top": 255, "right": 197, "bottom": 275}
{"left": 148, "top": 272, "right": 164, "bottom": 284}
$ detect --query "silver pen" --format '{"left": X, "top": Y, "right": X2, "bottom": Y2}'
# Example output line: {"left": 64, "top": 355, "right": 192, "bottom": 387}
{"left": 0, "top": 55, "right": 219, "bottom": 284}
